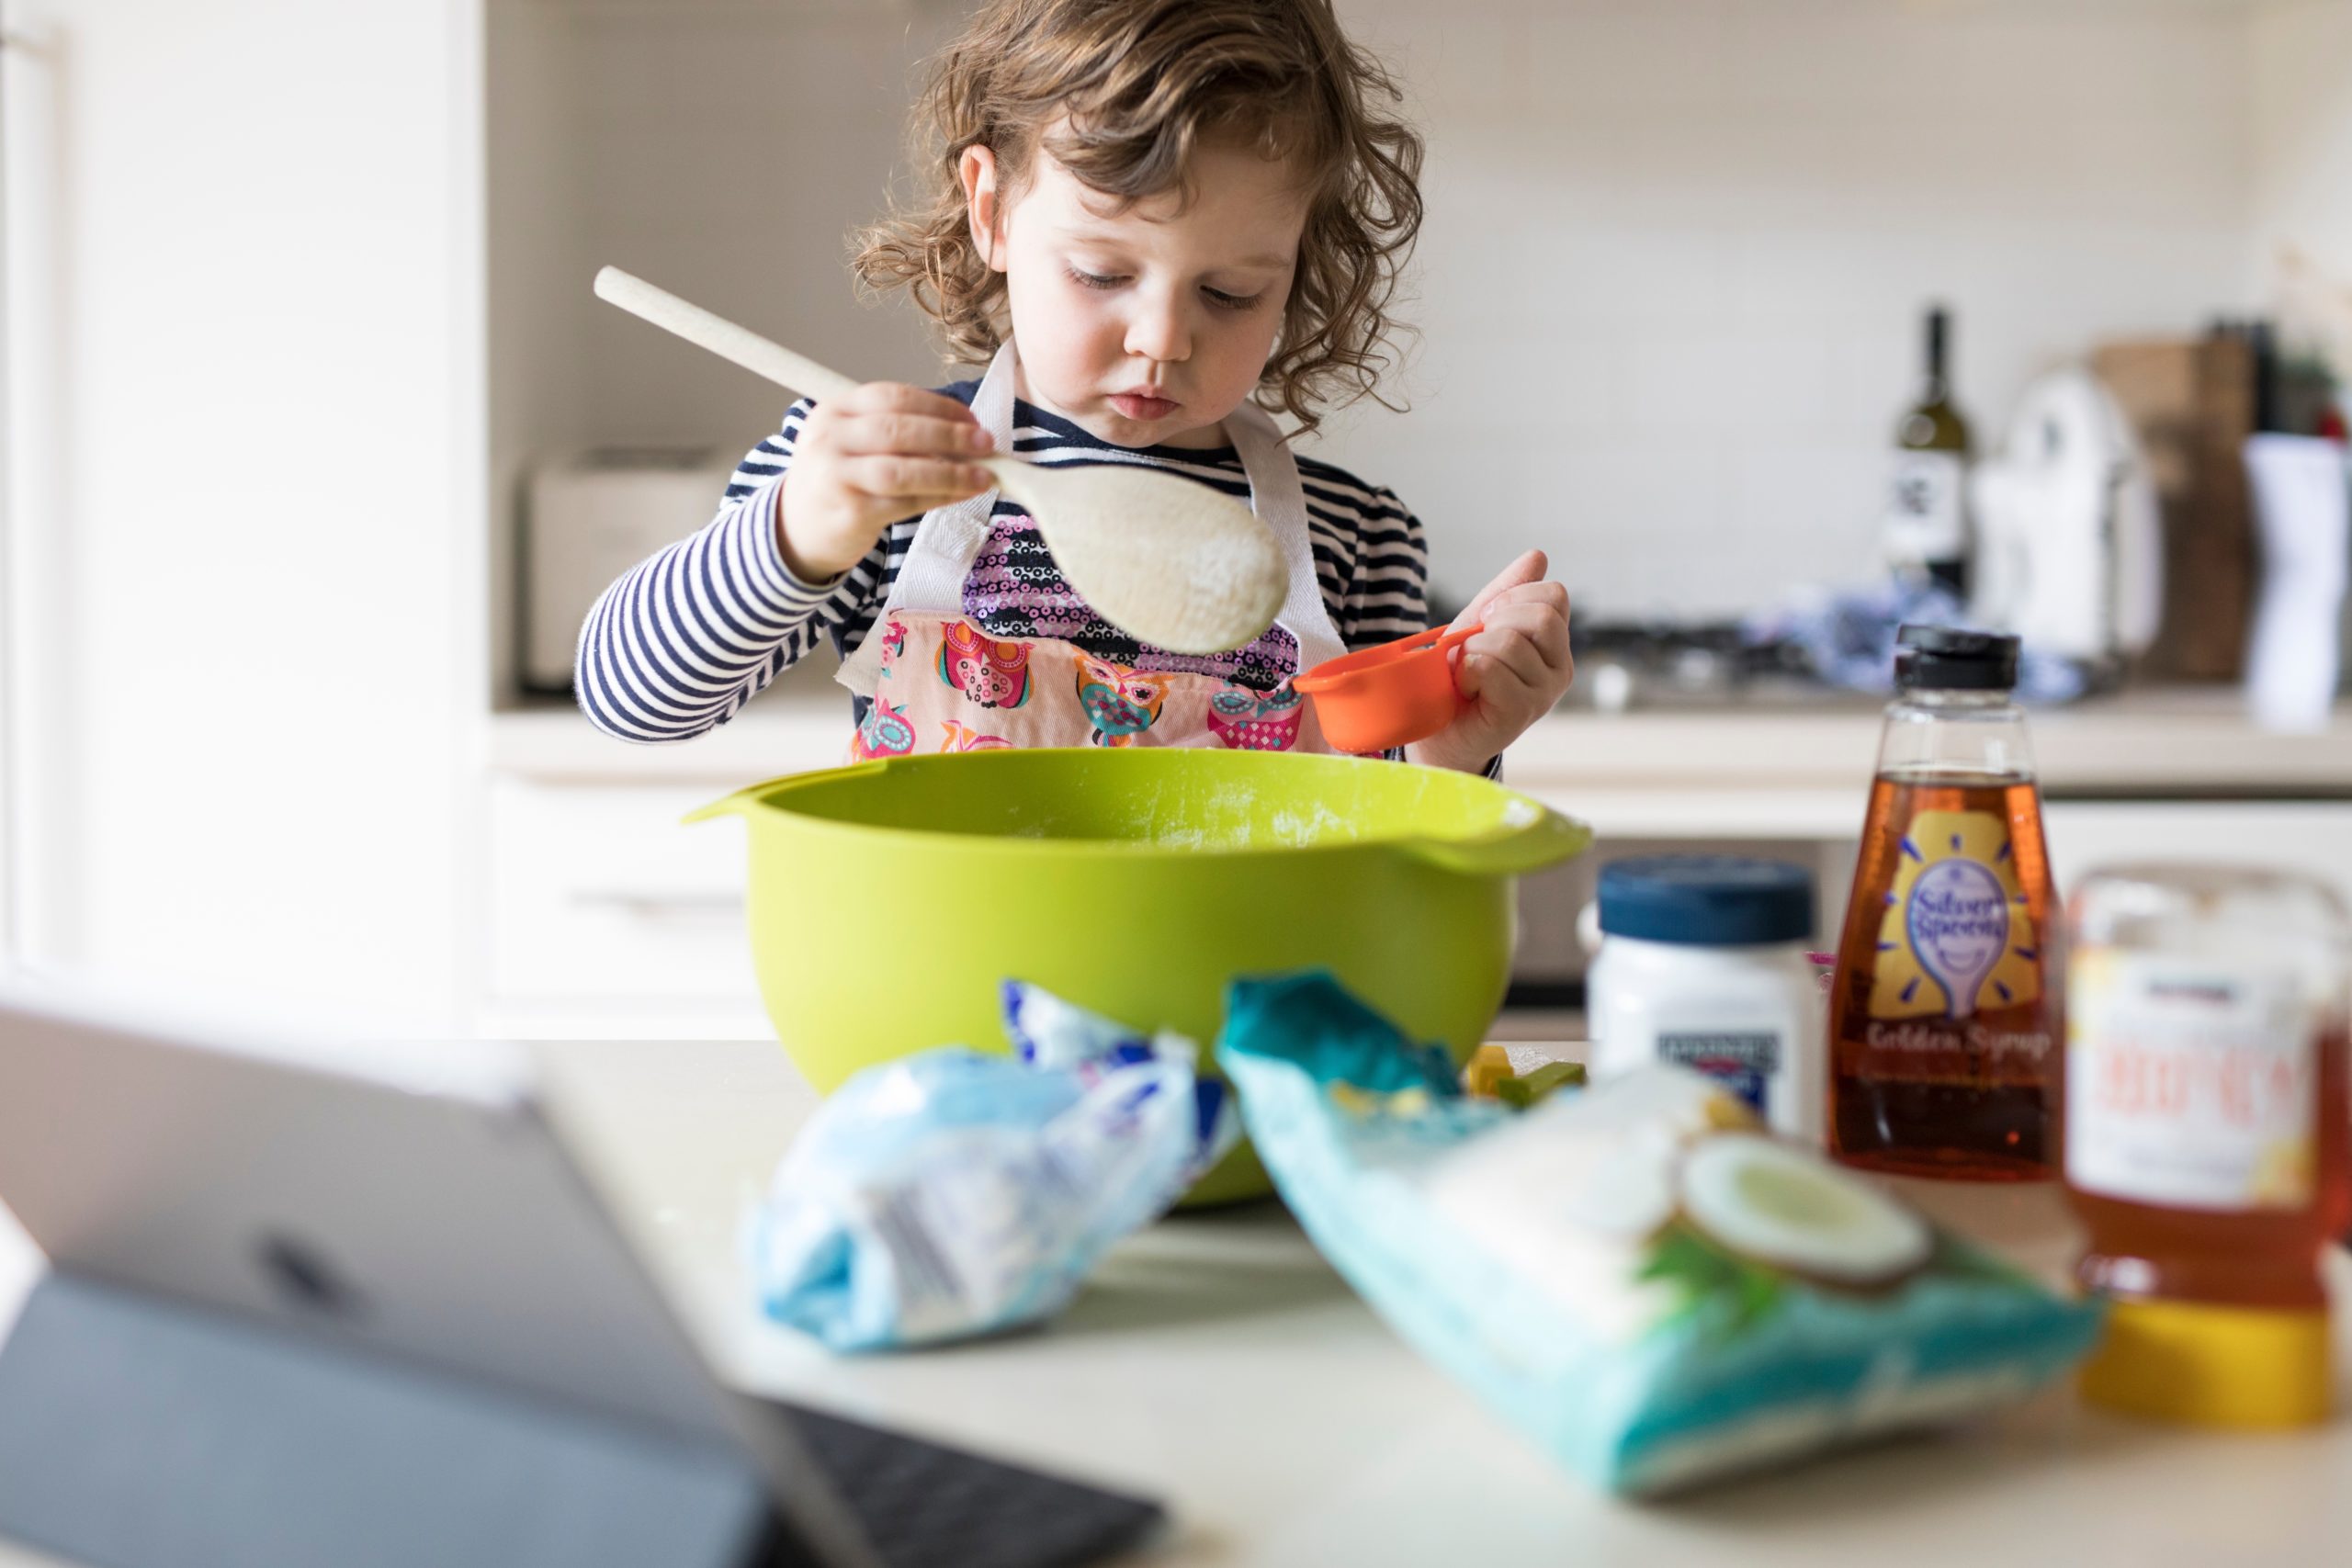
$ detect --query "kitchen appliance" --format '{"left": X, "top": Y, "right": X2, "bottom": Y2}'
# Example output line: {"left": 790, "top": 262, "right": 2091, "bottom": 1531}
{"left": 1968, "top": 367, "right": 2162, "bottom": 669}
{"left": 1566, "top": 619, "right": 1824, "bottom": 711}
{"left": 523, "top": 446, "right": 736, "bottom": 693}
{"left": 687, "top": 748, "right": 1593, "bottom": 1202}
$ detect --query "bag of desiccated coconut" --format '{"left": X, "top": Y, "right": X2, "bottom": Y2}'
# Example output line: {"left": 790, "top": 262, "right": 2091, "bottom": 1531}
{"left": 1216, "top": 971, "right": 2103, "bottom": 1495}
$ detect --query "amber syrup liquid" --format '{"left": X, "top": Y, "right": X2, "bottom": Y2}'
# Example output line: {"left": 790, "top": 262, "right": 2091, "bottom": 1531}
{"left": 1829, "top": 769, "right": 2061, "bottom": 1180}
{"left": 2073, "top": 1025, "right": 2351, "bottom": 1310}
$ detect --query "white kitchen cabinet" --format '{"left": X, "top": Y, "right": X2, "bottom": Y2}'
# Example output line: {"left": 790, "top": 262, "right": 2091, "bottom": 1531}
{"left": 488, "top": 780, "right": 753, "bottom": 1005}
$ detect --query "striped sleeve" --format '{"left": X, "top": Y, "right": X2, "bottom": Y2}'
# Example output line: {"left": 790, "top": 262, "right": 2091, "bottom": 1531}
{"left": 1334, "top": 483, "right": 1431, "bottom": 649}
{"left": 573, "top": 400, "right": 885, "bottom": 742}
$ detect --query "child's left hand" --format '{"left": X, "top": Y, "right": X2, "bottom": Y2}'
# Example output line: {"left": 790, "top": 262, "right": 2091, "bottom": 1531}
{"left": 1406, "top": 549, "right": 1573, "bottom": 773}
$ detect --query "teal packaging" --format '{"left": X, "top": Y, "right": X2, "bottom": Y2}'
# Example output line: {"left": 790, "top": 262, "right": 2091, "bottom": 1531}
{"left": 1216, "top": 972, "right": 2104, "bottom": 1495}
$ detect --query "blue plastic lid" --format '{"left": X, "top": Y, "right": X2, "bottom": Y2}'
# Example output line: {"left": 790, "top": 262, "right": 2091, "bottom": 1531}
{"left": 1598, "top": 855, "right": 1815, "bottom": 946}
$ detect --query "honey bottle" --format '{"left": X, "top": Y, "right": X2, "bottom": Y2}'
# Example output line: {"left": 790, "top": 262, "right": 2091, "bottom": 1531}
{"left": 2067, "top": 865, "right": 2350, "bottom": 1427}
{"left": 1828, "top": 626, "right": 2061, "bottom": 1179}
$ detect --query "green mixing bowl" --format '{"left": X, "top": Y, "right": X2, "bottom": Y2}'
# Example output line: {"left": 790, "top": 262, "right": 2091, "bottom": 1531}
{"left": 687, "top": 747, "right": 1590, "bottom": 1201}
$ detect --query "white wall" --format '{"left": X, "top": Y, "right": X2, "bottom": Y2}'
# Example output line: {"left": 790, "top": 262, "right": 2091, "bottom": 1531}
{"left": 2250, "top": 0, "right": 2352, "bottom": 374}
{"left": 1326, "top": 0, "right": 2262, "bottom": 615}
{"left": 492, "top": 0, "right": 2331, "bottom": 623}
{"left": 489, "top": 0, "right": 959, "bottom": 462}
{"left": 485, "top": 0, "right": 967, "bottom": 706}
{"left": 1, "top": 0, "right": 477, "bottom": 1024}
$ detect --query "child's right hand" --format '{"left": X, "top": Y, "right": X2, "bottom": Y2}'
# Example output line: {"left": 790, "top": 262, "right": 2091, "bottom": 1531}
{"left": 776, "top": 383, "right": 996, "bottom": 581}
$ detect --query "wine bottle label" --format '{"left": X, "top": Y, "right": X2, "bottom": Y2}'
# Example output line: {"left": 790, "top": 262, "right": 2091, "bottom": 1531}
{"left": 1884, "top": 450, "right": 1965, "bottom": 564}
{"left": 2066, "top": 951, "right": 2319, "bottom": 1210}
{"left": 1866, "top": 809, "right": 2043, "bottom": 1022}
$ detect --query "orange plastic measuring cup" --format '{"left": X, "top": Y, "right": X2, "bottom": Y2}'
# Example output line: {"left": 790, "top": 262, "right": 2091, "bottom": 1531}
{"left": 1295, "top": 622, "right": 1478, "bottom": 754}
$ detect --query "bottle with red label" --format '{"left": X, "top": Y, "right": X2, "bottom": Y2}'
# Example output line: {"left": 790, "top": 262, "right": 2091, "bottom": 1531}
{"left": 2066, "top": 865, "right": 2351, "bottom": 1427}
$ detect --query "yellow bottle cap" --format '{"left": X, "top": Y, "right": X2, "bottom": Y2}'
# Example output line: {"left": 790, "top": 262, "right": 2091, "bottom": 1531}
{"left": 2079, "top": 1297, "right": 2334, "bottom": 1429}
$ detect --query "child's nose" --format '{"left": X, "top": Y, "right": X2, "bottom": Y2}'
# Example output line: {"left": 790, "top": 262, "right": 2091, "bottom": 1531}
{"left": 1123, "top": 296, "right": 1191, "bottom": 366}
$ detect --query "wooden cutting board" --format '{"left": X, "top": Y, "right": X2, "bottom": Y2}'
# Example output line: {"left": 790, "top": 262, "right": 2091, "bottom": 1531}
{"left": 2091, "top": 335, "right": 2257, "bottom": 681}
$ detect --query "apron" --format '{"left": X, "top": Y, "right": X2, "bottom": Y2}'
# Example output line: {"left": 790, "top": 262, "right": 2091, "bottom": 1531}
{"left": 835, "top": 342, "right": 1352, "bottom": 758}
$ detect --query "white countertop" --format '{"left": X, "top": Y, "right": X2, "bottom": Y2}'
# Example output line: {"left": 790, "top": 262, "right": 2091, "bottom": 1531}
{"left": 10, "top": 1037, "right": 2337, "bottom": 1566}
{"left": 548, "top": 1041, "right": 2352, "bottom": 1568}
{"left": 492, "top": 681, "right": 2352, "bottom": 798}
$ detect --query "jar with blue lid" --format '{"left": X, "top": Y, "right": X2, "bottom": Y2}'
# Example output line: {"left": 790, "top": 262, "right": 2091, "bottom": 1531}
{"left": 1588, "top": 855, "right": 1825, "bottom": 1141}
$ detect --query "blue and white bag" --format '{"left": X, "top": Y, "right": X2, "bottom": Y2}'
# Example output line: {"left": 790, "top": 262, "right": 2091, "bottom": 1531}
{"left": 745, "top": 983, "right": 1237, "bottom": 1350}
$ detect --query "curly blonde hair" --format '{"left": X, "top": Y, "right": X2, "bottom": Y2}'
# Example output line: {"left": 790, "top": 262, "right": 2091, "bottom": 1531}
{"left": 853, "top": 0, "right": 1423, "bottom": 437}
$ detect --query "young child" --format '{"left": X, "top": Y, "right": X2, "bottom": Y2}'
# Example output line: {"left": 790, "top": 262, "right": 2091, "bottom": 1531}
{"left": 578, "top": 0, "right": 1572, "bottom": 770}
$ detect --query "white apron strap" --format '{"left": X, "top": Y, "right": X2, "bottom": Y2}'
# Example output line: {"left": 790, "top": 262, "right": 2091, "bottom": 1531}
{"left": 1224, "top": 398, "right": 1350, "bottom": 676}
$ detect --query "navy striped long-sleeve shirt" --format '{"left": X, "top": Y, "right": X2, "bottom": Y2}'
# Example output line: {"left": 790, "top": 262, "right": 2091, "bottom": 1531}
{"left": 575, "top": 382, "right": 1433, "bottom": 743}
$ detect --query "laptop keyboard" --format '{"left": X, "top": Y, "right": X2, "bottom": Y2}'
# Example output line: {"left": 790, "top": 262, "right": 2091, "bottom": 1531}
{"left": 763, "top": 1398, "right": 1165, "bottom": 1568}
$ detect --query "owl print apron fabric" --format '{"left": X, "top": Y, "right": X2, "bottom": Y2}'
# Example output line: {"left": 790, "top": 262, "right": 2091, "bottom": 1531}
{"left": 834, "top": 342, "right": 1351, "bottom": 759}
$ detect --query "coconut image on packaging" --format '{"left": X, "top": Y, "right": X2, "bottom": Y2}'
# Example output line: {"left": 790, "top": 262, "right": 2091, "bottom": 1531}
{"left": 1215, "top": 972, "right": 2103, "bottom": 1495}
{"left": 1673, "top": 1134, "right": 1934, "bottom": 1289}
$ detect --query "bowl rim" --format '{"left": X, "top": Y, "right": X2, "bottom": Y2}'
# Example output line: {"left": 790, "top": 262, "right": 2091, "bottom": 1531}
{"left": 690, "top": 747, "right": 1582, "bottom": 865}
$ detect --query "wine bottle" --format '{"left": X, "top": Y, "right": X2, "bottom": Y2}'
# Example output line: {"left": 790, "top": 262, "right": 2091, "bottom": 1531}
{"left": 1883, "top": 306, "right": 1973, "bottom": 594}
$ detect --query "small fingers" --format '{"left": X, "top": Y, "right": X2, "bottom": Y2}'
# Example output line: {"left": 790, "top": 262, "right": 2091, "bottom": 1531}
{"left": 1461, "top": 631, "right": 1552, "bottom": 694}
{"left": 1455, "top": 651, "right": 1546, "bottom": 714}
{"left": 807, "top": 384, "right": 989, "bottom": 453}
{"left": 1454, "top": 548, "right": 1551, "bottom": 628}
{"left": 836, "top": 382, "right": 983, "bottom": 422}
{"left": 1470, "top": 600, "right": 1572, "bottom": 676}
{"left": 1476, "top": 579, "right": 1570, "bottom": 622}
{"left": 832, "top": 409, "right": 994, "bottom": 458}
{"left": 840, "top": 455, "right": 993, "bottom": 503}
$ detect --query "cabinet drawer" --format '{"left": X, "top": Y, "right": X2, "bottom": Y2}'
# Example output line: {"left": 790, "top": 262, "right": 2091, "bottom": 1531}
{"left": 490, "top": 781, "right": 758, "bottom": 1003}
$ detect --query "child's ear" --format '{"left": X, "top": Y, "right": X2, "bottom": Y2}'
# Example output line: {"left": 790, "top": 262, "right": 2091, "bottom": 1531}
{"left": 958, "top": 143, "right": 1010, "bottom": 274}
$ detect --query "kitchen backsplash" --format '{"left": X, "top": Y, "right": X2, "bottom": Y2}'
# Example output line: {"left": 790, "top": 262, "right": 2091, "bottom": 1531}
{"left": 539, "top": 0, "right": 2340, "bottom": 620}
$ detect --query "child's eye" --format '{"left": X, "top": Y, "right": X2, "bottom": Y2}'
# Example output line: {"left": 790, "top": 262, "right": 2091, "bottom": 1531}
{"left": 1203, "top": 286, "right": 1265, "bottom": 312}
{"left": 1067, "top": 266, "right": 1125, "bottom": 290}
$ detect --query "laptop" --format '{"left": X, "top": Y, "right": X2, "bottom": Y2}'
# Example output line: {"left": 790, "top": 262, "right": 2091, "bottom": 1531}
{"left": 0, "top": 981, "right": 1164, "bottom": 1568}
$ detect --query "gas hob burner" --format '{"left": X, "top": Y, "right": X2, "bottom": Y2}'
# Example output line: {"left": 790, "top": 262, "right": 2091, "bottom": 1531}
{"left": 1565, "top": 619, "right": 1826, "bottom": 713}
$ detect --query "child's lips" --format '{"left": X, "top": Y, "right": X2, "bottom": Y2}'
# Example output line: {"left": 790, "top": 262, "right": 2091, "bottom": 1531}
{"left": 1109, "top": 391, "right": 1180, "bottom": 422}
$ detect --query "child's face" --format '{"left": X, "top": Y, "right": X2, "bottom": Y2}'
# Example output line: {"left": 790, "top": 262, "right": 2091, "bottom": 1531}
{"left": 966, "top": 134, "right": 1308, "bottom": 451}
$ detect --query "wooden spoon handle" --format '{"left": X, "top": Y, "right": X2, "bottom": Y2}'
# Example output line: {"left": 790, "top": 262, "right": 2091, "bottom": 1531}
{"left": 594, "top": 266, "right": 861, "bottom": 404}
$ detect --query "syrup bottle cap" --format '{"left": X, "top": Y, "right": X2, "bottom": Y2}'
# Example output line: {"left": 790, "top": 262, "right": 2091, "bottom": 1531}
{"left": 1894, "top": 624, "right": 2019, "bottom": 693}
{"left": 2080, "top": 1297, "right": 2333, "bottom": 1429}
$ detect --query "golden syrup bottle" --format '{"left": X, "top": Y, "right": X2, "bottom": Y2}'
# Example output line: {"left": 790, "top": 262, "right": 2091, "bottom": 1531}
{"left": 2066, "top": 866, "right": 2351, "bottom": 1427}
{"left": 1829, "top": 626, "right": 2062, "bottom": 1180}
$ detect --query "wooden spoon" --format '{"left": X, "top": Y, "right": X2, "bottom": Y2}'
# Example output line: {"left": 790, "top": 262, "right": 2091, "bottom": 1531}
{"left": 593, "top": 267, "right": 1286, "bottom": 655}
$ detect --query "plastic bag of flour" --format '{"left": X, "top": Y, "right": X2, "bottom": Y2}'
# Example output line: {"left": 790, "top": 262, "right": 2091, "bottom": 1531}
{"left": 745, "top": 983, "right": 1237, "bottom": 1350}
{"left": 1216, "top": 971, "right": 2102, "bottom": 1495}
